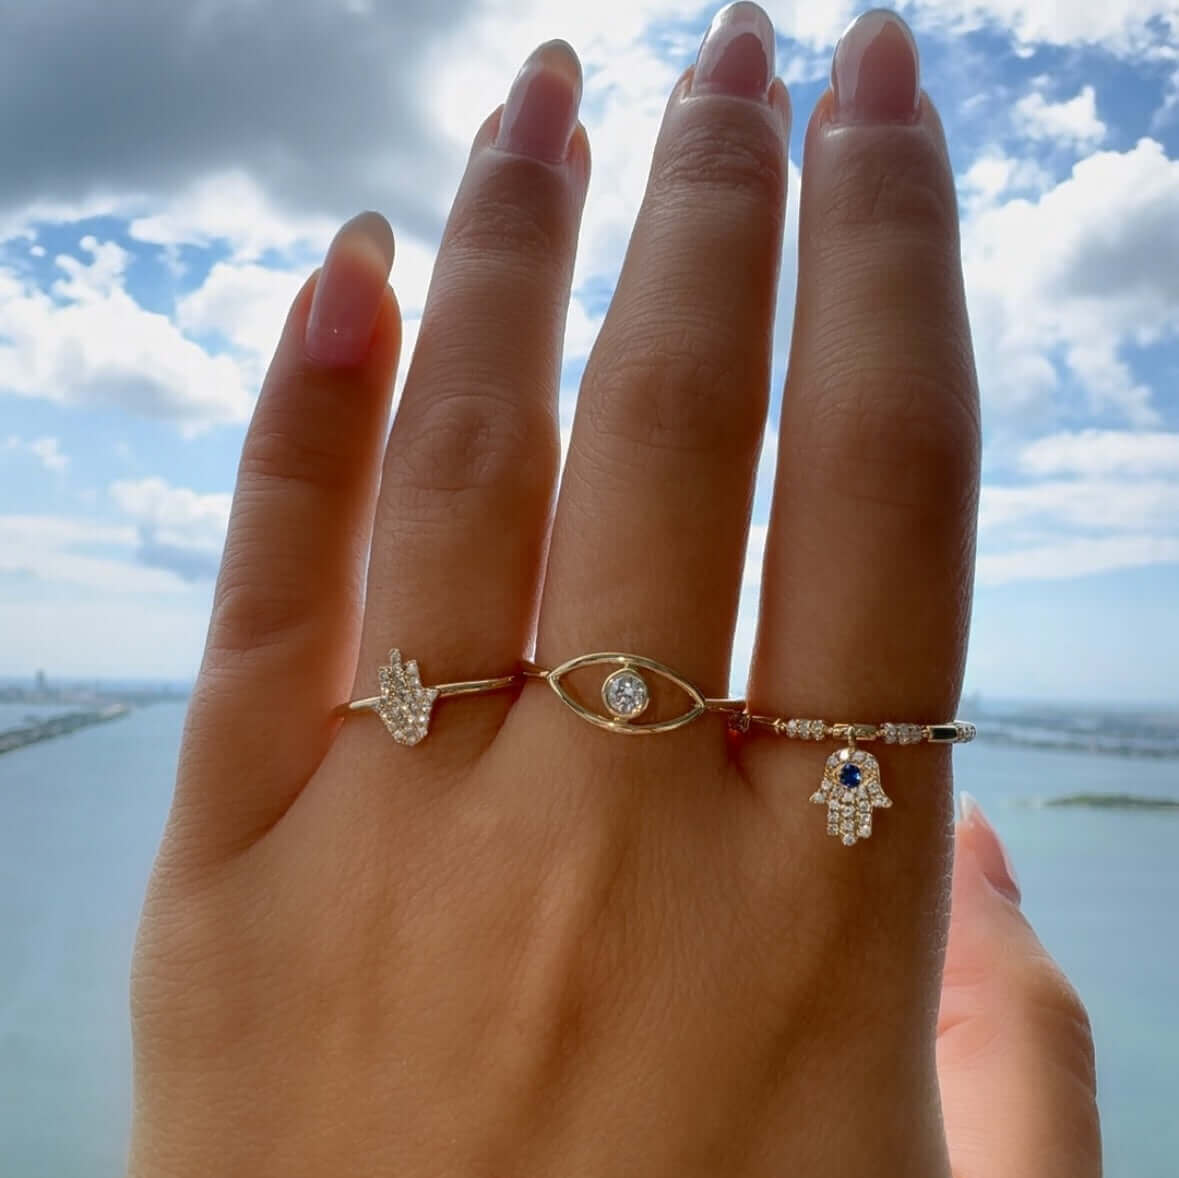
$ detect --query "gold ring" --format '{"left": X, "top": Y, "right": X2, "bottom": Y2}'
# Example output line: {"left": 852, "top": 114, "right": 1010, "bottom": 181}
{"left": 337, "top": 649, "right": 976, "bottom": 849}
{"left": 335, "top": 649, "right": 521, "bottom": 746}
{"left": 338, "top": 648, "right": 742, "bottom": 745}
{"left": 730, "top": 709, "right": 976, "bottom": 846}
{"left": 521, "top": 653, "right": 744, "bottom": 735}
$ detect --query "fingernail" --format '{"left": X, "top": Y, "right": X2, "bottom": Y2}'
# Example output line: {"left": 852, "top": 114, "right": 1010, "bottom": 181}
{"left": 957, "top": 791, "right": 1022, "bottom": 905}
{"left": 831, "top": 8, "right": 921, "bottom": 125}
{"left": 496, "top": 40, "right": 582, "bottom": 164}
{"left": 692, "top": 2, "right": 775, "bottom": 100}
{"left": 305, "top": 211, "right": 395, "bottom": 368}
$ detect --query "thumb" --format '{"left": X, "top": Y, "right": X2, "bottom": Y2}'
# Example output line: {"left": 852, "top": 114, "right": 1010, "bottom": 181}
{"left": 937, "top": 793, "right": 1102, "bottom": 1178}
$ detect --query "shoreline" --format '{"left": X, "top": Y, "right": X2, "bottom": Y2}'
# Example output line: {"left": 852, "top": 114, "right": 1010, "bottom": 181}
{"left": 0, "top": 705, "right": 131, "bottom": 755}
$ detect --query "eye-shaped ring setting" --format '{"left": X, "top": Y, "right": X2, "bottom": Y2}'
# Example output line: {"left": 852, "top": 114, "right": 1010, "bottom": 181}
{"left": 522, "top": 653, "right": 744, "bottom": 735}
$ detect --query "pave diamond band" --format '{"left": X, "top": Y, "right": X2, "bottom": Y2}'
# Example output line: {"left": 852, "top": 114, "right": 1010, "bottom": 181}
{"left": 729, "top": 714, "right": 977, "bottom": 746}
{"left": 728, "top": 709, "right": 976, "bottom": 845}
{"left": 337, "top": 647, "right": 975, "bottom": 847}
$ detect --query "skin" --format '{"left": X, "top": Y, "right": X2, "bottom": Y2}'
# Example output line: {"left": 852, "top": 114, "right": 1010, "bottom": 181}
{"left": 127, "top": 10, "right": 1101, "bottom": 1177}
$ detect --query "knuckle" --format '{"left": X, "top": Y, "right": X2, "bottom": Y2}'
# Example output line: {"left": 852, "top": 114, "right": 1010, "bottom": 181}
{"left": 807, "top": 364, "right": 980, "bottom": 516}
{"left": 204, "top": 541, "right": 320, "bottom": 661}
{"left": 584, "top": 322, "right": 767, "bottom": 461}
{"left": 818, "top": 131, "right": 958, "bottom": 243}
{"left": 238, "top": 418, "right": 355, "bottom": 497}
{"left": 390, "top": 386, "right": 558, "bottom": 518}
{"left": 445, "top": 163, "right": 568, "bottom": 277}
{"left": 1013, "top": 953, "right": 1098, "bottom": 1084}
{"left": 650, "top": 111, "right": 786, "bottom": 214}
{"left": 1020, "top": 953, "right": 1095, "bottom": 1037}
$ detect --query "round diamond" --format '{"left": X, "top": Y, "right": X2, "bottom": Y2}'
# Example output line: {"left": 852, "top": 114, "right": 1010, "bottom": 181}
{"left": 602, "top": 669, "right": 650, "bottom": 720}
{"left": 839, "top": 763, "right": 863, "bottom": 789}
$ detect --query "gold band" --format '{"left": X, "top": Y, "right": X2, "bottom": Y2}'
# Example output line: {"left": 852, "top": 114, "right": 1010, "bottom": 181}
{"left": 336, "top": 649, "right": 521, "bottom": 746}
{"left": 338, "top": 647, "right": 975, "bottom": 848}
{"left": 730, "top": 712, "right": 976, "bottom": 745}
{"left": 339, "top": 674, "right": 521, "bottom": 712}
{"left": 339, "top": 648, "right": 742, "bottom": 745}
{"left": 728, "top": 707, "right": 976, "bottom": 847}
{"left": 521, "top": 654, "right": 743, "bottom": 736}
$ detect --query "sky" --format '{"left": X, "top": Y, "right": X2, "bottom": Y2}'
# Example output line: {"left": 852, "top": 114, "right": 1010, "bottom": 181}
{"left": 0, "top": 0, "right": 1177, "bottom": 705}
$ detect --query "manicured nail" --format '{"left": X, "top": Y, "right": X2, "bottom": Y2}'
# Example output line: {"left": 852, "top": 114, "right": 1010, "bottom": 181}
{"left": 496, "top": 40, "right": 582, "bottom": 164}
{"left": 831, "top": 8, "right": 920, "bottom": 124}
{"left": 692, "top": 2, "right": 775, "bottom": 100}
{"left": 305, "top": 211, "right": 395, "bottom": 368}
{"left": 958, "top": 791, "right": 1022, "bottom": 905}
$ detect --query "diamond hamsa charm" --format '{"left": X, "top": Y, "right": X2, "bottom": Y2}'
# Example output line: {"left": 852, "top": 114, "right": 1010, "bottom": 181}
{"left": 375, "top": 650, "right": 440, "bottom": 746}
{"left": 810, "top": 745, "right": 892, "bottom": 846}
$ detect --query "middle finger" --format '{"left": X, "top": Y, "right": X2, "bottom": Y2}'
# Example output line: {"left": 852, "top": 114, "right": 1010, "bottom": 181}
{"left": 537, "top": 2, "right": 790, "bottom": 704}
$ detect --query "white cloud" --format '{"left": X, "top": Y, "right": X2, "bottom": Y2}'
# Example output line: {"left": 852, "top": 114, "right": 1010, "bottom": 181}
{"left": 962, "top": 138, "right": 1179, "bottom": 426}
{"left": 174, "top": 224, "right": 438, "bottom": 399}
{"left": 778, "top": 49, "right": 832, "bottom": 86}
{"left": 977, "top": 534, "right": 1179, "bottom": 585}
{"left": 564, "top": 297, "right": 605, "bottom": 365}
{"left": 176, "top": 260, "right": 305, "bottom": 388}
{"left": 110, "top": 477, "right": 231, "bottom": 582}
{"left": 978, "top": 430, "right": 1179, "bottom": 583}
{"left": 128, "top": 171, "right": 338, "bottom": 263}
{"left": 980, "top": 477, "right": 1179, "bottom": 532}
{"left": 0, "top": 238, "right": 252, "bottom": 430}
{"left": 3, "top": 435, "right": 68, "bottom": 472}
{"left": 902, "top": 0, "right": 1179, "bottom": 55}
{"left": 1019, "top": 430, "right": 1179, "bottom": 477}
{"left": 4, "top": 0, "right": 1177, "bottom": 263}
{"left": 0, "top": 515, "right": 186, "bottom": 594}
{"left": 960, "top": 151, "right": 1053, "bottom": 207}
{"left": 0, "top": 479, "right": 231, "bottom": 605}
{"left": 3, "top": 0, "right": 1179, "bottom": 687}
{"left": 742, "top": 521, "right": 768, "bottom": 590}
{"left": 1013, "top": 85, "right": 1106, "bottom": 148}
{"left": 0, "top": 191, "right": 134, "bottom": 246}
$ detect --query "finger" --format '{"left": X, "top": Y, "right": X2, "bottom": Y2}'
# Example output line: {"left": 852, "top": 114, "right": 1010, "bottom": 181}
{"left": 341, "top": 41, "right": 589, "bottom": 766}
{"left": 179, "top": 213, "right": 398, "bottom": 853}
{"left": 745, "top": 13, "right": 978, "bottom": 859}
{"left": 939, "top": 794, "right": 1101, "bottom": 1178}
{"left": 536, "top": 2, "right": 789, "bottom": 709}
{"left": 733, "top": 13, "right": 980, "bottom": 1127}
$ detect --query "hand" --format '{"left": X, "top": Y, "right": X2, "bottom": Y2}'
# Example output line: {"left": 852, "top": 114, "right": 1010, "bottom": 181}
{"left": 128, "top": 7, "right": 1100, "bottom": 1176}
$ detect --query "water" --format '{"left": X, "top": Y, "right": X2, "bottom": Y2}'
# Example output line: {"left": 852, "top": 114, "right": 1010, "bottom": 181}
{"left": 0, "top": 702, "right": 1175, "bottom": 1177}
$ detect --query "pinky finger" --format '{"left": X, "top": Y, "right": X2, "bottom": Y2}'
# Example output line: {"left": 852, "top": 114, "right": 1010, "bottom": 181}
{"left": 174, "top": 212, "right": 399, "bottom": 858}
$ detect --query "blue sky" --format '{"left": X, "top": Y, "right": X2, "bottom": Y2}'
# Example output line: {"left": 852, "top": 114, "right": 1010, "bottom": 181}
{"left": 1, "top": 0, "right": 1177, "bottom": 704}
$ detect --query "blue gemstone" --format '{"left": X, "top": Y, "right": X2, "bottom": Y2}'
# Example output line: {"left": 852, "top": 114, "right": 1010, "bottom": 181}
{"left": 839, "top": 763, "right": 862, "bottom": 789}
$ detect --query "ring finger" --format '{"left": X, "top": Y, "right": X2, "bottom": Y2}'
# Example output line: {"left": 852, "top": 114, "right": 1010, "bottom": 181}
{"left": 742, "top": 6, "right": 981, "bottom": 1115}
